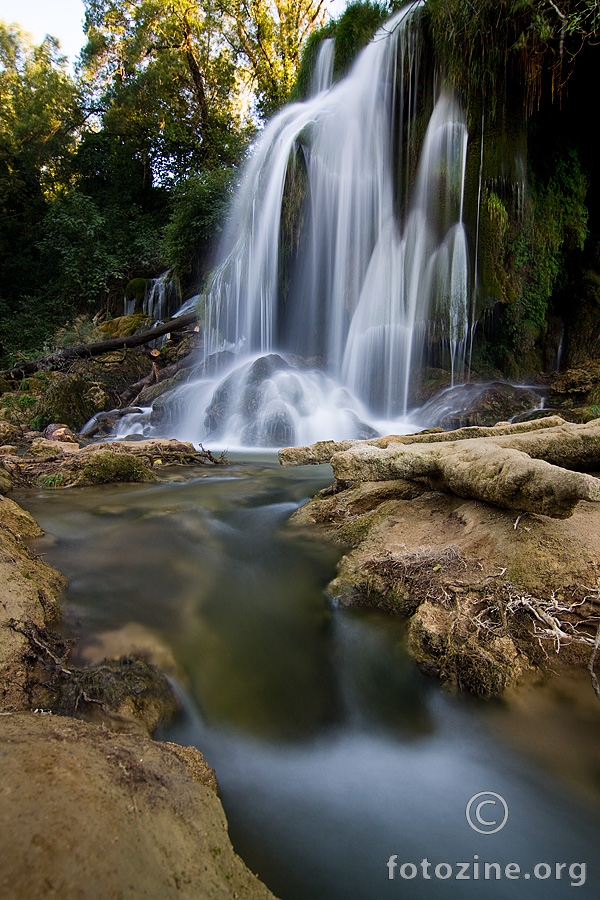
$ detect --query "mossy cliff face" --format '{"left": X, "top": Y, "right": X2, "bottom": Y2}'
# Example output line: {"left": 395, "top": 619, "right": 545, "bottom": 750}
{"left": 421, "top": 0, "right": 600, "bottom": 379}
{"left": 292, "top": 1, "right": 600, "bottom": 382}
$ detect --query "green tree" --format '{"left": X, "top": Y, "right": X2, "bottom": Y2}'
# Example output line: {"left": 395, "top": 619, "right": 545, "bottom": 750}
{"left": 80, "top": 0, "right": 251, "bottom": 180}
{"left": 218, "top": 0, "right": 328, "bottom": 115}
{"left": 0, "top": 24, "right": 81, "bottom": 362}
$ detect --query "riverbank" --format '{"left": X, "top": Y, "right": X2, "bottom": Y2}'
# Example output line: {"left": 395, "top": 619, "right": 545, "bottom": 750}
{"left": 0, "top": 484, "right": 277, "bottom": 899}
{"left": 283, "top": 417, "right": 600, "bottom": 698}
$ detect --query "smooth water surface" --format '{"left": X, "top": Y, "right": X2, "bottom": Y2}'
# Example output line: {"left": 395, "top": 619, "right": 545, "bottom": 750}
{"left": 17, "top": 458, "right": 600, "bottom": 899}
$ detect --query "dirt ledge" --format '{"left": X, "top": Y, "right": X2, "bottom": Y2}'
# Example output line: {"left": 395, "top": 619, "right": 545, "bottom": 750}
{"left": 0, "top": 712, "right": 276, "bottom": 900}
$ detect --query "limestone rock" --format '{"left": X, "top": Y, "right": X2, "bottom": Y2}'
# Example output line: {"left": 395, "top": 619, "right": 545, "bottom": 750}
{"left": 0, "top": 713, "right": 278, "bottom": 900}
{"left": 282, "top": 418, "right": 600, "bottom": 519}
{"left": 330, "top": 439, "right": 600, "bottom": 518}
{"left": 279, "top": 414, "right": 568, "bottom": 466}
{"left": 288, "top": 472, "right": 600, "bottom": 697}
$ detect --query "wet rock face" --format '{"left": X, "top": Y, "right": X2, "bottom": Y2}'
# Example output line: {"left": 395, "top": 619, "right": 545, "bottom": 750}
{"left": 417, "top": 381, "right": 543, "bottom": 430}
{"left": 204, "top": 354, "right": 296, "bottom": 446}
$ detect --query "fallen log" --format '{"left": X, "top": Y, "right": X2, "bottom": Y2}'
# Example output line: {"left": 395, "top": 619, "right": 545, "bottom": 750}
{"left": 3, "top": 312, "right": 198, "bottom": 379}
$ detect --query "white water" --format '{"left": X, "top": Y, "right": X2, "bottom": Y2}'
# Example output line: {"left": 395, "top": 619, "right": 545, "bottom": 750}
{"left": 122, "top": 2, "right": 473, "bottom": 447}
{"left": 124, "top": 271, "right": 181, "bottom": 321}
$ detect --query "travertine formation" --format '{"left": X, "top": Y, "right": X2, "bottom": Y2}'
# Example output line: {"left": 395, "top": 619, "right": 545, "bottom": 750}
{"left": 280, "top": 417, "right": 600, "bottom": 518}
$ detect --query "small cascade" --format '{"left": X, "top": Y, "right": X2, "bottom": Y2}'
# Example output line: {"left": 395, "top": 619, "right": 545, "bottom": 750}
{"left": 310, "top": 38, "right": 334, "bottom": 95}
{"left": 144, "top": 1, "right": 475, "bottom": 447}
{"left": 124, "top": 272, "right": 181, "bottom": 320}
{"left": 144, "top": 272, "right": 181, "bottom": 320}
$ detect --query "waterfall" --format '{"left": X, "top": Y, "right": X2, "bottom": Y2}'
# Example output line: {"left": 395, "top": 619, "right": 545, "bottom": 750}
{"left": 310, "top": 38, "right": 334, "bottom": 95}
{"left": 135, "top": 1, "right": 474, "bottom": 447}
{"left": 124, "top": 272, "right": 181, "bottom": 320}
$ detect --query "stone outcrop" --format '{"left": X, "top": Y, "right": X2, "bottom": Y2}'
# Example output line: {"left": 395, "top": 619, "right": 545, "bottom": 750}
{"left": 285, "top": 417, "right": 600, "bottom": 697}
{"left": 0, "top": 714, "right": 277, "bottom": 900}
{"left": 281, "top": 417, "right": 600, "bottom": 519}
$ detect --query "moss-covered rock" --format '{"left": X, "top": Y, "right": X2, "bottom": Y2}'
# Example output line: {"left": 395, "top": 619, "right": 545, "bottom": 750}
{"left": 0, "top": 468, "right": 12, "bottom": 494}
{"left": 97, "top": 313, "right": 152, "bottom": 338}
{"left": 33, "top": 373, "right": 109, "bottom": 432}
{"left": 71, "top": 349, "right": 153, "bottom": 401}
{"left": 75, "top": 450, "right": 157, "bottom": 486}
{"left": 125, "top": 278, "right": 149, "bottom": 313}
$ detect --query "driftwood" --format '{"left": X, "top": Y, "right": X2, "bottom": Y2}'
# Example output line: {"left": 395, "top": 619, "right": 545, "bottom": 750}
{"left": 3, "top": 312, "right": 198, "bottom": 379}
{"left": 280, "top": 417, "right": 600, "bottom": 519}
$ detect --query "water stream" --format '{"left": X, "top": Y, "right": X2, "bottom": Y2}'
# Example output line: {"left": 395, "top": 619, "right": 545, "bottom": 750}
{"left": 117, "top": 2, "right": 476, "bottom": 449}
{"left": 17, "top": 460, "right": 600, "bottom": 899}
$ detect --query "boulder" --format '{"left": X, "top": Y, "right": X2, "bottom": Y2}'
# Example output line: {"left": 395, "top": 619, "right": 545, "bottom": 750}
{"left": 42, "top": 423, "right": 78, "bottom": 443}
{"left": 416, "top": 381, "right": 543, "bottom": 430}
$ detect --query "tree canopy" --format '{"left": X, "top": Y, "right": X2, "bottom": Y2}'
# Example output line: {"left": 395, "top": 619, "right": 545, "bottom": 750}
{"left": 0, "top": 0, "right": 329, "bottom": 366}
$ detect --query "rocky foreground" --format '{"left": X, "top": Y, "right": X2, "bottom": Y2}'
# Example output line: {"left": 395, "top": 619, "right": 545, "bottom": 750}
{"left": 281, "top": 416, "right": 600, "bottom": 698}
{"left": 0, "top": 454, "right": 276, "bottom": 900}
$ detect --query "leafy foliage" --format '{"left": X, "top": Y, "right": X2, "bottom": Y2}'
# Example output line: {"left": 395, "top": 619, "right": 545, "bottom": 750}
{"left": 80, "top": 0, "right": 251, "bottom": 176}
{"left": 291, "top": 1, "right": 390, "bottom": 99}
{"left": 163, "top": 168, "right": 237, "bottom": 278}
{"left": 424, "top": 0, "right": 600, "bottom": 111}
{"left": 0, "top": 25, "right": 82, "bottom": 362}
{"left": 217, "top": 0, "right": 328, "bottom": 116}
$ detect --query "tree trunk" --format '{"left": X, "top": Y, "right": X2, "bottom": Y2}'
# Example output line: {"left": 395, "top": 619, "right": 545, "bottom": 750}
{"left": 3, "top": 312, "right": 198, "bottom": 379}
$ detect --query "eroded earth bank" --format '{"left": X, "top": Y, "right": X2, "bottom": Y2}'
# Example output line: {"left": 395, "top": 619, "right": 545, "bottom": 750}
{"left": 0, "top": 440, "right": 277, "bottom": 900}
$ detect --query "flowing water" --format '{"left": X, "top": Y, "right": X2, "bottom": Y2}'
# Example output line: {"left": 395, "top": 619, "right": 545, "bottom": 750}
{"left": 117, "top": 2, "right": 476, "bottom": 449}
{"left": 17, "top": 461, "right": 600, "bottom": 900}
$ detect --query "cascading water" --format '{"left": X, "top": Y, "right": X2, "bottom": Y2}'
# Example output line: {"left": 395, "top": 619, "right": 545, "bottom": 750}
{"left": 124, "top": 272, "right": 181, "bottom": 321}
{"left": 123, "top": 2, "right": 474, "bottom": 448}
